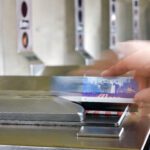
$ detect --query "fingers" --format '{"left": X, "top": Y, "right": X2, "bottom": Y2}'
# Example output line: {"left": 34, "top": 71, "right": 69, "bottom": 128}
{"left": 134, "top": 74, "right": 148, "bottom": 90}
{"left": 101, "top": 40, "right": 150, "bottom": 77}
{"left": 135, "top": 88, "right": 150, "bottom": 103}
{"left": 116, "top": 40, "right": 150, "bottom": 58}
{"left": 101, "top": 50, "right": 150, "bottom": 77}
{"left": 139, "top": 107, "right": 150, "bottom": 117}
{"left": 116, "top": 41, "right": 139, "bottom": 58}
{"left": 134, "top": 88, "right": 150, "bottom": 116}
{"left": 68, "top": 59, "right": 117, "bottom": 76}
{"left": 100, "top": 50, "right": 118, "bottom": 62}
{"left": 101, "top": 52, "right": 139, "bottom": 76}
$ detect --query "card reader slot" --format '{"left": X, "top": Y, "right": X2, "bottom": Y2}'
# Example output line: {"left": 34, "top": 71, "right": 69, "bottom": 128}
{"left": 80, "top": 102, "right": 127, "bottom": 111}
{"left": 83, "top": 105, "right": 129, "bottom": 127}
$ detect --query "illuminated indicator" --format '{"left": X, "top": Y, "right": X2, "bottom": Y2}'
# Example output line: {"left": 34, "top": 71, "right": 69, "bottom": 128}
{"left": 22, "top": 32, "right": 28, "bottom": 48}
{"left": 21, "top": 1, "right": 28, "bottom": 17}
{"left": 111, "top": 14, "right": 116, "bottom": 21}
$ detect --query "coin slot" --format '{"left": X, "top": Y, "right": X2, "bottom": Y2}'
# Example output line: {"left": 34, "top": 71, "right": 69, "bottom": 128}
{"left": 22, "top": 32, "right": 29, "bottom": 48}
{"left": 21, "top": 1, "right": 28, "bottom": 17}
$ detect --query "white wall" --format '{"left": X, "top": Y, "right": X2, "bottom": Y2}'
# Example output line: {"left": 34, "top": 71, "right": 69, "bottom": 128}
{"left": 117, "top": 0, "right": 133, "bottom": 42}
{"left": 140, "top": 0, "right": 150, "bottom": 40}
{"left": 84, "top": 0, "right": 109, "bottom": 60}
{"left": 0, "top": 0, "right": 4, "bottom": 75}
{"left": 0, "top": 0, "right": 150, "bottom": 75}
{"left": 32, "top": 0, "right": 84, "bottom": 66}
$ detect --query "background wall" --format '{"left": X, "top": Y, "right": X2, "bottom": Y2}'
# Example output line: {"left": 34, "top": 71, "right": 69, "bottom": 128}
{"left": 0, "top": 0, "right": 150, "bottom": 75}
{"left": 84, "top": 0, "right": 109, "bottom": 60}
{"left": 0, "top": 0, "right": 4, "bottom": 75}
{"left": 117, "top": 0, "right": 133, "bottom": 42}
{"left": 32, "top": 0, "right": 84, "bottom": 66}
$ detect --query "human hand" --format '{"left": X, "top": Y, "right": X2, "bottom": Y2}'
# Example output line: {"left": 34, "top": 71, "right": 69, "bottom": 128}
{"left": 101, "top": 41, "right": 150, "bottom": 117}
{"left": 68, "top": 50, "right": 118, "bottom": 76}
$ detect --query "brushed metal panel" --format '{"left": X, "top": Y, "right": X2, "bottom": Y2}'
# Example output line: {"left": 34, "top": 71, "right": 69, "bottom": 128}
{"left": 0, "top": 96, "right": 84, "bottom": 122}
{"left": 0, "top": 76, "right": 49, "bottom": 91}
{"left": 0, "top": 118, "right": 148, "bottom": 150}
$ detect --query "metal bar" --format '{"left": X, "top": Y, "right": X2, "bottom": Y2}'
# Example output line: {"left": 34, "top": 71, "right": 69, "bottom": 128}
{"left": 109, "top": 0, "right": 117, "bottom": 50}
{"left": 132, "top": 0, "right": 140, "bottom": 40}
{"left": 74, "top": 0, "right": 93, "bottom": 64}
{"left": 115, "top": 105, "right": 129, "bottom": 127}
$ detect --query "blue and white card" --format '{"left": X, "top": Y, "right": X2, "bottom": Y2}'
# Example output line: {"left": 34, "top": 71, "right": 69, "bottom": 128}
{"left": 51, "top": 76, "right": 138, "bottom": 103}
{"left": 82, "top": 77, "right": 138, "bottom": 98}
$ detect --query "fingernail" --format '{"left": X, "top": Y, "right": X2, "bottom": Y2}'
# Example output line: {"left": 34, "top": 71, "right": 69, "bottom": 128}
{"left": 101, "top": 70, "right": 110, "bottom": 76}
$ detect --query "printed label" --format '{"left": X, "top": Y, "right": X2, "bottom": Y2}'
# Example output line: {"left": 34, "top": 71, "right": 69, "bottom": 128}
{"left": 83, "top": 77, "right": 138, "bottom": 98}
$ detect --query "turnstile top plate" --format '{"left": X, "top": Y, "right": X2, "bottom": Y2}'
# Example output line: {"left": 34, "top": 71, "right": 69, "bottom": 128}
{"left": 0, "top": 95, "right": 84, "bottom": 122}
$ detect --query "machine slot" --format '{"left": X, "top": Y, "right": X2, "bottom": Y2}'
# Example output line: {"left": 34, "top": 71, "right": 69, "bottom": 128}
{"left": 77, "top": 126, "right": 124, "bottom": 138}
{"left": 82, "top": 103, "right": 129, "bottom": 127}
{"left": 81, "top": 102, "right": 127, "bottom": 111}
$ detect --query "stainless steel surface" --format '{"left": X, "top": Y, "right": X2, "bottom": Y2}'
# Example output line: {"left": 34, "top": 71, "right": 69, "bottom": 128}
{"left": 109, "top": 0, "right": 117, "bottom": 50}
{"left": 132, "top": 0, "right": 140, "bottom": 40}
{"left": 30, "top": 64, "right": 45, "bottom": 76}
{"left": 30, "top": 64, "right": 78, "bottom": 76}
{"left": 74, "top": 0, "right": 93, "bottom": 65}
{"left": 141, "top": 129, "right": 150, "bottom": 150}
{"left": 41, "top": 66, "right": 80, "bottom": 76}
{"left": 16, "top": 0, "right": 33, "bottom": 55}
{"left": 0, "top": 118, "right": 148, "bottom": 150}
{"left": 0, "top": 76, "right": 50, "bottom": 91}
{"left": 116, "top": 105, "right": 129, "bottom": 127}
{"left": 77, "top": 126, "right": 124, "bottom": 138}
{"left": 0, "top": 76, "right": 149, "bottom": 150}
{"left": 0, "top": 91, "right": 122, "bottom": 127}
{"left": 0, "top": 145, "right": 90, "bottom": 150}
{"left": 85, "top": 115, "right": 120, "bottom": 127}
{"left": 0, "top": 95, "right": 84, "bottom": 123}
